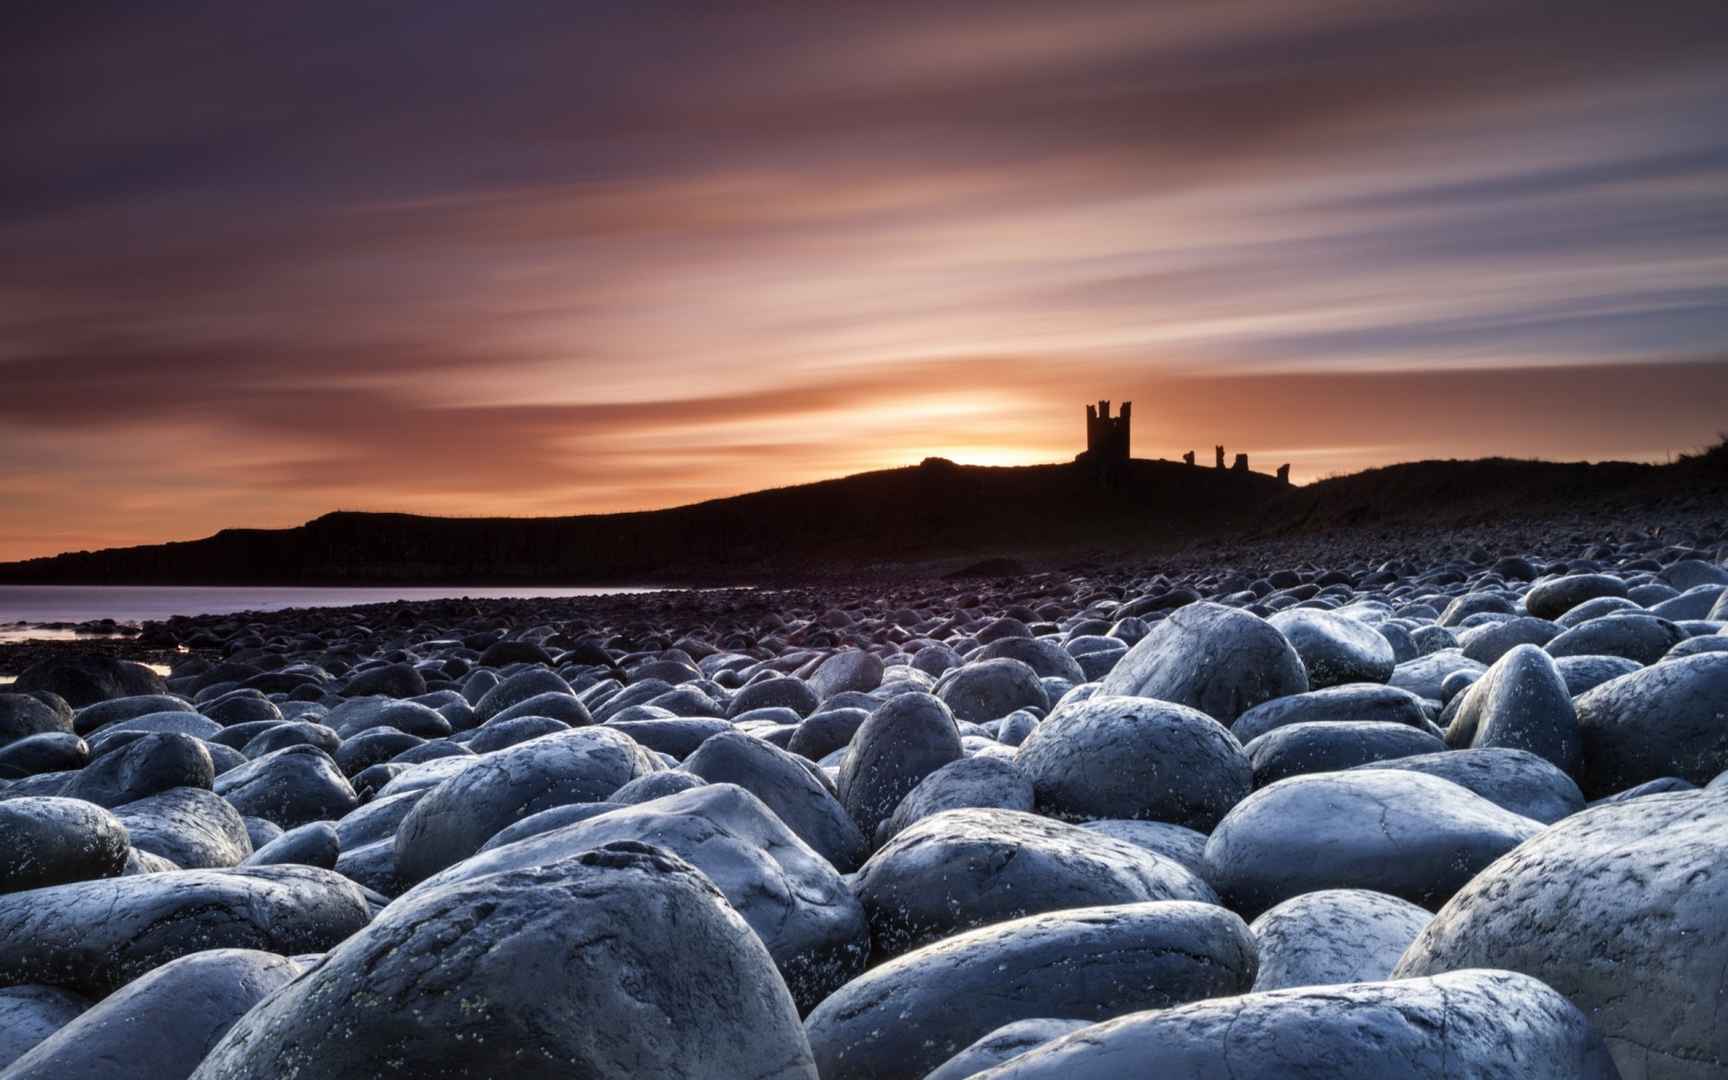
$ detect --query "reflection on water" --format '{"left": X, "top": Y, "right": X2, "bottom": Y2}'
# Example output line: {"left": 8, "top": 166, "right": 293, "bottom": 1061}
{"left": 0, "top": 584, "right": 671, "bottom": 625}
{"left": 0, "top": 627, "right": 135, "bottom": 645}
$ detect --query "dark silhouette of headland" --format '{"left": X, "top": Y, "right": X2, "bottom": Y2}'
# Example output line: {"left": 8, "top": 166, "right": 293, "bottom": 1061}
{"left": 0, "top": 410, "right": 1721, "bottom": 586}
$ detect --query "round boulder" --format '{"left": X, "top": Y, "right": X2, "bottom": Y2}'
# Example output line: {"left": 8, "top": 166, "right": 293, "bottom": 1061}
{"left": 1248, "top": 888, "right": 1431, "bottom": 991}
{"left": 804, "top": 901, "right": 1255, "bottom": 1080}
{"left": 975, "top": 970, "right": 1620, "bottom": 1079}
{"left": 1203, "top": 769, "right": 1543, "bottom": 918}
{"left": 1397, "top": 789, "right": 1728, "bottom": 1079}
{"left": 189, "top": 844, "right": 819, "bottom": 1080}
{"left": 854, "top": 808, "right": 1218, "bottom": 956}
{"left": 1267, "top": 608, "right": 1396, "bottom": 687}
{"left": 1016, "top": 695, "right": 1250, "bottom": 830}
{"left": 1100, "top": 602, "right": 1307, "bottom": 725}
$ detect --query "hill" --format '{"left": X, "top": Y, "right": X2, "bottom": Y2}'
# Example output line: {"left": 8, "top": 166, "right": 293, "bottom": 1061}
{"left": 2, "top": 446, "right": 1721, "bottom": 585}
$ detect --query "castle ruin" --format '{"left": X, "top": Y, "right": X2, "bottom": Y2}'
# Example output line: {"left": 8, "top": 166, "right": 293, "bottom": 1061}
{"left": 1083, "top": 400, "right": 1131, "bottom": 466}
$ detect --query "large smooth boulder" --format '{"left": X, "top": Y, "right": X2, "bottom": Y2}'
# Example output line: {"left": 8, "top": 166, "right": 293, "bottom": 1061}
{"left": 1267, "top": 608, "right": 1395, "bottom": 687}
{"left": 683, "top": 730, "right": 867, "bottom": 872}
{"left": 1444, "top": 643, "right": 1581, "bottom": 774}
{"left": 1079, "top": 819, "right": 1211, "bottom": 881}
{"left": 0, "top": 986, "right": 90, "bottom": 1071}
{"left": 62, "top": 732, "right": 215, "bottom": 808}
{"left": 974, "top": 970, "right": 1620, "bottom": 1079}
{"left": 1248, "top": 888, "right": 1431, "bottom": 991}
{"left": 470, "top": 668, "right": 574, "bottom": 724}
{"left": 0, "top": 865, "right": 371, "bottom": 995}
{"left": 853, "top": 808, "right": 1217, "bottom": 956}
{"left": 809, "top": 649, "right": 884, "bottom": 701}
{"left": 876, "top": 754, "right": 1034, "bottom": 843}
{"left": 212, "top": 745, "right": 357, "bottom": 829}
{"left": 1230, "top": 683, "right": 1431, "bottom": 744}
{"left": 936, "top": 659, "right": 1048, "bottom": 724}
{"left": 1388, "top": 649, "right": 1486, "bottom": 701}
{"left": 1547, "top": 613, "right": 1687, "bottom": 665}
{"left": 836, "top": 693, "right": 962, "bottom": 841}
{"left": 0, "top": 732, "right": 87, "bottom": 780}
{"left": 189, "top": 844, "right": 819, "bottom": 1080}
{"left": 1, "top": 949, "right": 303, "bottom": 1080}
{"left": 411, "top": 783, "right": 868, "bottom": 1014}
{"left": 1203, "top": 769, "right": 1543, "bottom": 918}
{"left": 729, "top": 676, "right": 820, "bottom": 720}
{"left": 1459, "top": 615, "right": 1561, "bottom": 665}
{"left": 341, "top": 662, "right": 426, "bottom": 699}
{"left": 1574, "top": 653, "right": 1728, "bottom": 797}
{"left": 72, "top": 695, "right": 189, "bottom": 738}
{"left": 804, "top": 901, "right": 1255, "bottom": 1080}
{"left": 14, "top": 655, "right": 168, "bottom": 708}
{"left": 1243, "top": 720, "right": 1446, "bottom": 786}
{"left": 1101, "top": 602, "right": 1307, "bottom": 724}
{"left": 1016, "top": 695, "right": 1250, "bottom": 830}
{"left": 1397, "top": 789, "right": 1728, "bottom": 1079}
{"left": 1526, "top": 573, "right": 1629, "bottom": 620}
{"left": 243, "top": 820, "right": 339, "bottom": 869}
{"left": 393, "top": 726, "right": 660, "bottom": 885}
{"left": 113, "top": 786, "right": 254, "bottom": 869}
{"left": 0, "top": 797, "right": 130, "bottom": 891}
{"left": 924, "top": 1019, "right": 1091, "bottom": 1080}
{"left": 1351, "top": 747, "right": 1584, "bottom": 823}
{"left": 0, "top": 696, "right": 71, "bottom": 747}
{"left": 1556, "top": 654, "right": 1643, "bottom": 696}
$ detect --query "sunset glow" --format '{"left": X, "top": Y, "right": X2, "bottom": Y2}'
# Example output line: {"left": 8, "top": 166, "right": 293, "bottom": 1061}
{"left": 3, "top": 1, "right": 1726, "bottom": 560}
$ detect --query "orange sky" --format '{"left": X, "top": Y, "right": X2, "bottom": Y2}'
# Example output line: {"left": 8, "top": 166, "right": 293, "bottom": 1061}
{"left": 3, "top": 1, "right": 1727, "bottom": 561}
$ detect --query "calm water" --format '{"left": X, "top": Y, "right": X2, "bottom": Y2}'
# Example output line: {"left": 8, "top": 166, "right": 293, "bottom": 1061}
{"left": 0, "top": 585, "right": 669, "bottom": 632}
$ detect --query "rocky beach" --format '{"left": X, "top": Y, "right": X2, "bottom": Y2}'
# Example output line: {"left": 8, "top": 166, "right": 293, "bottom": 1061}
{"left": 0, "top": 497, "right": 1724, "bottom": 1078}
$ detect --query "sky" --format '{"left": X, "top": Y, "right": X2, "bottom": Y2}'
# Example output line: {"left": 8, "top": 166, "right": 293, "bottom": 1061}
{"left": 3, "top": 1, "right": 1727, "bottom": 561}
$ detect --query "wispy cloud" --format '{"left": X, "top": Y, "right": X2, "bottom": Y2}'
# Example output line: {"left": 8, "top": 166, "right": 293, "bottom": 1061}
{"left": 3, "top": 0, "right": 1726, "bottom": 558}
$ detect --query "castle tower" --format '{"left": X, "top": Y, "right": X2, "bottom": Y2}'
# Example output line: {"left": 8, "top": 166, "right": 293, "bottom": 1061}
{"left": 1083, "top": 400, "right": 1132, "bottom": 465}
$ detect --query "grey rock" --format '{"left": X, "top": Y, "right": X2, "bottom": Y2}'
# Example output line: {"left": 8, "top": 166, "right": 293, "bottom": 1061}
{"left": 0, "top": 797, "right": 130, "bottom": 891}
{"left": 1, "top": 949, "right": 303, "bottom": 1080}
{"left": 1352, "top": 747, "right": 1584, "bottom": 823}
{"left": 1397, "top": 789, "right": 1728, "bottom": 1079}
{"left": 243, "top": 821, "right": 339, "bottom": 868}
{"left": 1248, "top": 888, "right": 1431, "bottom": 991}
{"left": 189, "top": 844, "right": 819, "bottom": 1080}
{"left": 1016, "top": 695, "right": 1250, "bottom": 830}
{"left": 804, "top": 901, "right": 1255, "bottom": 1080}
{"left": 0, "top": 864, "right": 371, "bottom": 996}
{"left": 924, "top": 1019, "right": 1091, "bottom": 1080}
{"left": 1526, "top": 573, "right": 1629, "bottom": 620}
{"left": 1268, "top": 608, "right": 1395, "bottom": 687}
{"left": 1204, "top": 769, "right": 1542, "bottom": 918}
{"left": 1446, "top": 643, "right": 1580, "bottom": 773}
{"left": 393, "top": 725, "right": 660, "bottom": 885}
{"left": 412, "top": 783, "right": 868, "bottom": 1014}
{"left": 685, "top": 730, "right": 867, "bottom": 872}
{"left": 977, "top": 970, "right": 1620, "bottom": 1079}
{"left": 837, "top": 693, "right": 963, "bottom": 841}
{"left": 113, "top": 786, "right": 253, "bottom": 869}
{"left": 63, "top": 732, "right": 214, "bottom": 808}
{"left": 1244, "top": 720, "right": 1446, "bottom": 786}
{"left": 1231, "top": 683, "right": 1431, "bottom": 744}
{"left": 937, "top": 659, "right": 1049, "bottom": 724}
{"left": 1547, "top": 613, "right": 1686, "bottom": 665}
{"left": 854, "top": 808, "right": 1217, "bottom": 956}
{"left": 0, "top": 986, "right": 90, "bottom": 1071}
{"left": 1575, "top": 653, "right": 1728, "bottom": 797}
{"left": 212, "top": 745, "right": 357, "bottom": 829}
{"left": 1100, "top": 602, "right": 1308, "bottom": 725}
{"left": 875, "top": 754, "right": 1033, "bottom": 844}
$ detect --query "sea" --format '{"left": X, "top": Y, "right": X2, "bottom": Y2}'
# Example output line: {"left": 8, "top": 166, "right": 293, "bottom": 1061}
{"left": 0, "top": 585, "right": 668, "bottom": 640}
